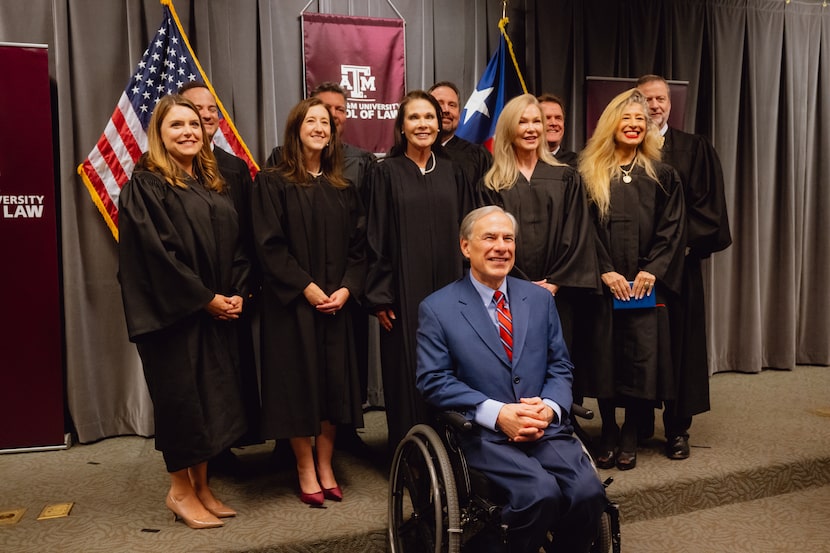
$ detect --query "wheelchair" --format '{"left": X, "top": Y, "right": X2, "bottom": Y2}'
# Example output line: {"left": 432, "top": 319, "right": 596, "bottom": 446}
{"left": 388, "top": 406, "right": 621, "bottom": 553}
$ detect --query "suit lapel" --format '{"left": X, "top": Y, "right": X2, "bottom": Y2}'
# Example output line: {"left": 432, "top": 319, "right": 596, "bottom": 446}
{"left": 507, "top": 279, "right": 528, "bottom": 366}
{"left": 458, "top": 278, "right": 511, "bottom": 367}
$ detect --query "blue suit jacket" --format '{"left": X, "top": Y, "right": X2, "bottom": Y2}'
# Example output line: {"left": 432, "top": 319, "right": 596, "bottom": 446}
{"left": 416, "top": 274, "right": 574, "bottom": 441}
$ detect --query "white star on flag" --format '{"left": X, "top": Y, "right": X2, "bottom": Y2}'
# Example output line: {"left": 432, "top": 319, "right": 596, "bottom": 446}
{"left": 462, "top": 87, "right": 494, "bottom": 125}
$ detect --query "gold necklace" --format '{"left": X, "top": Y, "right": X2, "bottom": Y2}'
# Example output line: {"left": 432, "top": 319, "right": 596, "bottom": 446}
{"left": 620, "top": 153, "right": 637, "bottom": 183}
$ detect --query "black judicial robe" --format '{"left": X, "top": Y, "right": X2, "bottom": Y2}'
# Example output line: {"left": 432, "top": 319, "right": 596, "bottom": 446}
{"left": 443, "top": 135, "right": 493, "bottom": 189}
{"left": 553, "top": 148, "right": 579, "bottom": 168}
{"left": 479, "top": 162, "right": 600, "bottom": 351}
{"left": 213, "top": 147, "right": 262, "bottom": 445}
{"left": 252, "top": 170, "right": 366, "bottom": 439}
{"left": 118, "top": 170, "right": 249, "bottom": 472}
{"left": 577, "top": 163, "right": 686, "bottom": 402}
{"left": 364, "top": 154, "right": 475, "bottom": 449}
{"left": 663, "top": 128, "right": 732, "bottom": 419}
{"left": 265, "top": 143, "right": 377, "bottom": 403}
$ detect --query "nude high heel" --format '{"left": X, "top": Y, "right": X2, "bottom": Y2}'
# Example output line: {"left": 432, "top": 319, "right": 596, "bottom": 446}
{"left": 166, "top": 494, "right": 224, "bottom": 529}
{"left": 203, "top": 498, "right": 237, "bottom": 518}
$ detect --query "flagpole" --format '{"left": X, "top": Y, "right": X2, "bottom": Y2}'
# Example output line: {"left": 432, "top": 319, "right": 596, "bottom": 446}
{"left": 498, "top": 17, "right": 527, "bottom": 94}
{"left": 162, "top": 0, "right": 259, "bottom": 173}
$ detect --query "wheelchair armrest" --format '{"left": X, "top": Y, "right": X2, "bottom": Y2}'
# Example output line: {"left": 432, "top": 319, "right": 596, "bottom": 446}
{"left": 437, "top": 411, "right": 474, "bottom": 432}
{"left": 571, "top": 403, "right": 594, "bottom": 420}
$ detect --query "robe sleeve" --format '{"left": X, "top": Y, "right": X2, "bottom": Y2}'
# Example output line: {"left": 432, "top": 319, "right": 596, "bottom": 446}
{"left": 544, "top": 170, "right": 601, "bottom": 290}
{"left": 216, "top": 149, "right": 255, "bottom": 299}
{"left": 590, "top": 202, "right": 615, "bottom": 276}
{"left": 340, "top": 185, "right": 368, "bottom": 300}
{"left": 251, "top": 171, "right": 314, "bottom": 305}
{"left": 118, "top": 172, "right": 215, "bottom": 340}
{"left": 364, "top": 161, "right": 397, "bottom": 310}
{"left": 640, "top": 166, "right": 686, "bottom": 293}
{"left": 683, "top": 135, "right": 732, "bottom": 257}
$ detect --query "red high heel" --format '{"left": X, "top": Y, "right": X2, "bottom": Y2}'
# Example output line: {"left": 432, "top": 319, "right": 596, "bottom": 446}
{"left": 322, "top": 485, "right": 343, "bottom": 502}
{"left": 299, "top": 490, "right": 325, "bottom": 507}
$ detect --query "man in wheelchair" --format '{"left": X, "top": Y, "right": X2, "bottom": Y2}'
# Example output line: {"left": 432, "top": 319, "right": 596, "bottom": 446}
{"left": 415, "top": 206, "right": 607, "bottom": 553}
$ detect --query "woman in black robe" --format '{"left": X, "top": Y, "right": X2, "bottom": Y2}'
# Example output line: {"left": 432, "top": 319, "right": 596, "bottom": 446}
{"left": 119, "top": 94, "right": 248, "bottom": 528}
{"left": 577, "top": 89, "right": 685, "bottom": 470}
{"left": 365, "top": 90, "right": 475, "bottom": 451}
{"left": 252, "top": 98, "right": 366, "bottom": 506}
{"left": 479, "top": 94, "right": 600, "bottom": 352}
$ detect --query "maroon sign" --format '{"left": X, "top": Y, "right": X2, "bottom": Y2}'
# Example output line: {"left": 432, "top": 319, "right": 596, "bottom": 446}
{"left": 585, "top": 76, "right": 688, "bottom": 139}
{"left": 303, "top": 12, "right": 405, "bottom": 154}
{"left": 0, "top": 43, "right": 65, "bottom": 451}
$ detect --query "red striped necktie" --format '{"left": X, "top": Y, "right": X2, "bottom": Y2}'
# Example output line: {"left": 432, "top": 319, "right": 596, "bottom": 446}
{"left": 493, "top": 291, "right": 513, "bottom": 361}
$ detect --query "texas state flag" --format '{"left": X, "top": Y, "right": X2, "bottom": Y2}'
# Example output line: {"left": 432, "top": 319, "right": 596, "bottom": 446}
{"left": 455, "top": 17, "right": 527, "bottom": 152}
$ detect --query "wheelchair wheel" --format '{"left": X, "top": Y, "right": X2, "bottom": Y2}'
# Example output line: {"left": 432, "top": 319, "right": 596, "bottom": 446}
{"left": 389, "top": 424, "right": 461, "bottom": 553}
{"left": 591, "top": 510, "right": 613, "bottom": 553}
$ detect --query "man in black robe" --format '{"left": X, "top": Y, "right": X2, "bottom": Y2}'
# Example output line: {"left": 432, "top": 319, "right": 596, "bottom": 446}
{"left": 264, "top": 82, "right": 377, "bottom": 458}
{"left": 429, "top": 81, "right": 493, "bottom": 184}
{"left": 637, "top": 74, "right": 732, "bottom": 459}
{"left": 538, "top": 94, "right": 579, "bottom": 167}
{"left": 180, "top": 83, "right": 261, "bottom": 471}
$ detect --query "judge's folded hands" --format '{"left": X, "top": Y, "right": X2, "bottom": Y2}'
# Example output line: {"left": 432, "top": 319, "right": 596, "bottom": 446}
{"left": 496, "top": 397, "right": 555, "bottom": 443}
{"left": 205, "top": 294, "right": 243, "bottom": 320}
{"left": 601, "top": 270, "right": 656, "bottom": 301}
{"left": 303, "top": 282, "right": 350, "bottom": 315}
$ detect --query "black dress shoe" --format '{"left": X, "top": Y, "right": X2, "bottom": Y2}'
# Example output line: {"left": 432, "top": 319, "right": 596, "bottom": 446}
{"left": 616, "top": 449, "right": 637, "bottom": 470}
{"left": 666, "top": 435, "right": 690, "bottom": 460}
{"left": 594, "top": 449, "right": 616, "bottom": 470}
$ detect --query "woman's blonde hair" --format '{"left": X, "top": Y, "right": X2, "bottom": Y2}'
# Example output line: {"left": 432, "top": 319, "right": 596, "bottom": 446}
{"left": 577, "top": 88, "right": 662, "bottom": 220}
{"left": 483, "top": 94, "right": 562, "bottom": 192}
{"left": 143, "top": 94, "right": 224, "bottom": 192}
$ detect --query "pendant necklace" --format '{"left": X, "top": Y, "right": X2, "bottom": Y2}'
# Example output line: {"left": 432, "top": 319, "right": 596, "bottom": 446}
{"left": 620, "top": 153, "right": 637, "bottom": 184}
{"left": 408, "top": 151, "right": 436, "bottom": 175}
{"left": 307, "top": 168, "right": 322, "bottom": 178}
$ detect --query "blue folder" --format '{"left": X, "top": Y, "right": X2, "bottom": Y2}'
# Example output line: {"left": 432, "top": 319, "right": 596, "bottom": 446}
{"left": 612, "top": 281, "right": 656, "bottom": 310}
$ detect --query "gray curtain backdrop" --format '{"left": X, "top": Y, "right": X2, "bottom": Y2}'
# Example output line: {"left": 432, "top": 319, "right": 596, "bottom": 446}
{"left": 1, "top": 0, "right": 827, "bottom": 443}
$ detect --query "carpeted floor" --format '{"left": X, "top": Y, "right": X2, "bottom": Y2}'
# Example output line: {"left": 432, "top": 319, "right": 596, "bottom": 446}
{"left": 1, "top": 366, "right": 829, "bottom": 552}
{"left": 621, "top": 485, "right": 830, "bottom": 553}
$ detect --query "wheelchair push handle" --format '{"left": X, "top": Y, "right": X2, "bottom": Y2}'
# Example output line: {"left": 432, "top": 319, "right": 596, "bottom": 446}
{"left": 571, "top": 403, "right": 594, "bottom": 420}
{"left": 437, "top": 411, "right": 474, "bottom": 432}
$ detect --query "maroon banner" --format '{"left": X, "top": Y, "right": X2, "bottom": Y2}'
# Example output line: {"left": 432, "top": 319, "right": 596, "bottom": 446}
{"left": 0, "top": 43, "right": 65, "bottom": 451}
{"left": 303, "top": 13, "right": 405, "bottom": 154}
{"left": 585, "top": 77, "right": 688, "bottom": 139}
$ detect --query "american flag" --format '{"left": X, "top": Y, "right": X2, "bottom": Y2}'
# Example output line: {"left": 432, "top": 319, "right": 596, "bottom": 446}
{"left": 77, "top": 0, "right": 258, "bottom": 241}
